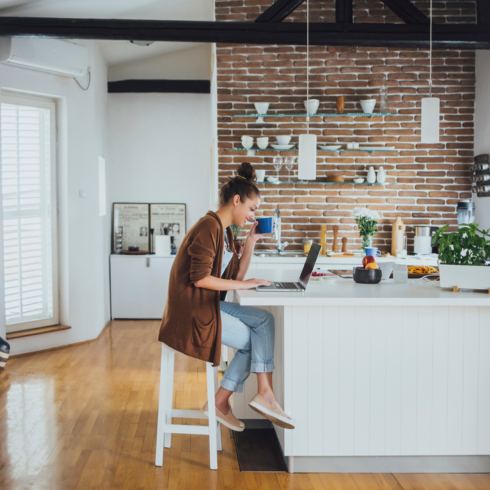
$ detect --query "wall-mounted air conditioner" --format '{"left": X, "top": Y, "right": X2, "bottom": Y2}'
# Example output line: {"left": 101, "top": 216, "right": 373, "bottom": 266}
{"left": 0, "top": 38, "right": 89, "bottom": 77}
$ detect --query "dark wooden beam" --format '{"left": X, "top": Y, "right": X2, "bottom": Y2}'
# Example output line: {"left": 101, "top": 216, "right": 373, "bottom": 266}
{"left": 477, "top": 0, "right": 490, "bottom": 25}
{"left": 108, "top": 79, "right": 210, "bottom": 94}
{"left": 336, "top": 0, "right": 353, "bottom": 24}
{"left": 255, "top": 0, "right": 305, "bottom": 23}
{"left": 0, "top": 17, "right": 488, "bottom": 49}
{"left": 379, "top": 0, "right": 430, "bottom": 24}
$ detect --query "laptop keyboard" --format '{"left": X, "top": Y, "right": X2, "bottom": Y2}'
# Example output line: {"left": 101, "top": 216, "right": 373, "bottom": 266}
{"left": 275, "top": 282, "right": 301, "bottom": 289}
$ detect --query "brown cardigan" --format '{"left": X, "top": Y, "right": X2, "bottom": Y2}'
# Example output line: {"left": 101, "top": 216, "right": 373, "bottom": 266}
{"left": 158, "top": 210, "right": 240, "bottom": 367}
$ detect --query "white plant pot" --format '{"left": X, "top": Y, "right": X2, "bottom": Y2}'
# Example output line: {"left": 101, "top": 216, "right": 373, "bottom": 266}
{"left": 439, "top": 264, "right": 490, "bottom": 290}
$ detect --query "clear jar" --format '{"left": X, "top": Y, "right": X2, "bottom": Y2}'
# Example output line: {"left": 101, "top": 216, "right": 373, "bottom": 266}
{"left": 303, "top": 238, "right": 313, "bottom": 255}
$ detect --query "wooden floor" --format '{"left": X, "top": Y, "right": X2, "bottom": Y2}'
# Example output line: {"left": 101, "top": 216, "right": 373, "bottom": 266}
{"left": 1, "top": 320, "right": 489, "bottom": 490}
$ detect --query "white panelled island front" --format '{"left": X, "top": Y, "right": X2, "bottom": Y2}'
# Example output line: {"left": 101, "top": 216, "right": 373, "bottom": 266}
{"left": 230, "top": 268, "right": 490, "bottom": 473}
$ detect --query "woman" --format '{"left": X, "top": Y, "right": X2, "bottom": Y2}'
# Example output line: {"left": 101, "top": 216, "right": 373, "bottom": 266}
{"left": 158, "top": 162, "right": 295, "bottom": 432}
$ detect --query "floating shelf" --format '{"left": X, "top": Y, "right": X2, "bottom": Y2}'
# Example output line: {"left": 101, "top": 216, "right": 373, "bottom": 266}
{"left": 231, "top": 147, "right": 399, "bottom": 153}
{"left": 256, "top": 180, "right": 397, "bottom": 186}
{"left": 233, "top": 112, "right": 397, "bottom": 118}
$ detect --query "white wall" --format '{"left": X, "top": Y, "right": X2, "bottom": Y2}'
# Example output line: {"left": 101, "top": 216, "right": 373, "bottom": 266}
{"left": 0, "top": 40, "right": 111, "bottom": 354}
{"left": 108, "top": 47, "right": 213, "bottom": 248}
{"left": 475, "top": 50, "right": 490, "bottom": 230}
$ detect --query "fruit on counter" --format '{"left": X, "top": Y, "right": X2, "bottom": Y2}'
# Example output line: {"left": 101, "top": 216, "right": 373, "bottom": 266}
{"left": 362, "top": 255, "right": 376, "bottom": 267}
{"left": 365, "top": 262, "right": 379, "bottom": 270}
{"left": 312, "top": 271, "right": 328, "bottom": 276}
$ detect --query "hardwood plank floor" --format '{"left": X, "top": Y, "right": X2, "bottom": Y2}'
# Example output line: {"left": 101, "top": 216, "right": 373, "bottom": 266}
{"left": 0, "top": 320, "right": 488, "bottom": 489}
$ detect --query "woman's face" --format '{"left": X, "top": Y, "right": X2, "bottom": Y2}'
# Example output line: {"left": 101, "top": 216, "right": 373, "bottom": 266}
{"left": 231, "top": 194, "right": 260, "bottom": 228}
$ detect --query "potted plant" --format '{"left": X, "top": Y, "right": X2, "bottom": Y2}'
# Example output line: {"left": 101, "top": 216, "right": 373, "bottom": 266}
{"left": 352, "top": 207, "right": 380, "bottom": 253}
{"left": 230, "top": 223, "right": 245, "bottom": 255}
{"left": 433, "top": 223, "right": 490, "bottom": 290}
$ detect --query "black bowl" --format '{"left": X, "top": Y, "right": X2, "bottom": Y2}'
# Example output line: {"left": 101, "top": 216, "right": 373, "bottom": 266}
{"left": 353, "top": 267, "right": 382, "bottom": 284}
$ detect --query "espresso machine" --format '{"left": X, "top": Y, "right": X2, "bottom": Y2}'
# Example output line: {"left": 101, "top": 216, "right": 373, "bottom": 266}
{"left": 457, "top": 199, "right": 476, "bottom": 228}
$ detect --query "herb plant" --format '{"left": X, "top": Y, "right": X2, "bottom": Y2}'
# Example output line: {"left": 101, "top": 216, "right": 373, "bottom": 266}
{"left": 433, "top": 223, "right": 490, "bottom": 265}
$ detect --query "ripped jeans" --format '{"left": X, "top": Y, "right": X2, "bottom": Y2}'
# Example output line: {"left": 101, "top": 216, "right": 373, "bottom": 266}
{"left": 219, "top": 301, "right": 275, "bottom": 393}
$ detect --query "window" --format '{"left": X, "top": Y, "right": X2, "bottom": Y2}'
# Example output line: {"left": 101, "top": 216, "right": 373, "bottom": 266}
{"left": 1, "top": 92, "right": 58, "bottom": 333}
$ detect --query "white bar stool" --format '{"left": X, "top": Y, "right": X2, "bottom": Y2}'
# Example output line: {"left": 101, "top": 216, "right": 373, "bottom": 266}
{"left": 155, "top": 343, "right": 222, "bottom": 470}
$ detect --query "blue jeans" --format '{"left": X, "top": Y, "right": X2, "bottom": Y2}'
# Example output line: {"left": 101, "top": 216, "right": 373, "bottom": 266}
{"left": 219, "top": 301, "right": 275, "bottom": 393}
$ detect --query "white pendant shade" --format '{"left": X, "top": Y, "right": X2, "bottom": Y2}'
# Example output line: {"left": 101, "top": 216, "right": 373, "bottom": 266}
{"left": 298, "top": 133, "right": 317, "bottom": 180}
{"left": 421, "top": 97, "right": 440, "bottom": 143}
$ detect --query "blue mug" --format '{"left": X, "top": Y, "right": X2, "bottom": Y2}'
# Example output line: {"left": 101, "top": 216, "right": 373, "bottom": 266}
{"left": 255, "top": 217, "right": 274, "bottom": 234}
{"left": 365, "top": 247, "right": 381, "bottom": 257}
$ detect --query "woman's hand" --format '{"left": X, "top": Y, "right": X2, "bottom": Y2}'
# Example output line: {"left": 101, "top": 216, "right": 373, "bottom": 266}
{"left": 239, "top": 278, "right": 272, "bottom": 289}
{"left": 247, "top": 220, "right": 274, "bottom": 244}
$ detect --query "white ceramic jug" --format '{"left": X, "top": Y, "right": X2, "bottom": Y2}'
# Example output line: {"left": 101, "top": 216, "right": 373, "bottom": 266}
{"left": 376, "top": 166, "right": 386, "bottom": 184}
{"left": 367, "top": 166, "right": 376, "bottom": 184}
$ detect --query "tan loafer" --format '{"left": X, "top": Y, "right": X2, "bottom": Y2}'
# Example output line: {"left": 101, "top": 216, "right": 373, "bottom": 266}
{"left": 201, "top": 401, "right": 245, "bottom": 432}
{"left": 248, "top": 393, "right": 295, "bottom": 429}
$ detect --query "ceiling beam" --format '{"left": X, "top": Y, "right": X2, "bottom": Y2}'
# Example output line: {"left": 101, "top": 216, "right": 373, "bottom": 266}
{"left": 108, "top": 79, "right": 210, "bottom": 94}
{"left": 336, "top": 0, "right": 353, "bottom": 24}
{"left": 378, "top": 0, "right": 430, "bottom": 24}
{"left": 0, "top": 17, "right": 487, "bottom": 49}
{"left": 255, "top": 0, "right": 305, "bottom": 23}
{"left": 477, "top": 0, "right": 490, "bottom": 25}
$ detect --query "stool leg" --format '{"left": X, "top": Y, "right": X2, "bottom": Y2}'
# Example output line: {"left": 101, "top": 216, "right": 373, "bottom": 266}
{"left": 164, "top": 350, "right": 175, "bottom": 448}
{"left": 206, "top": 362, "right": 218, "bottom": 470}
{"left": 155, "top": 344, "right": 169, "bottom": 466}
{"left": 213, "top": 366, "right": 222, "bottom": 451}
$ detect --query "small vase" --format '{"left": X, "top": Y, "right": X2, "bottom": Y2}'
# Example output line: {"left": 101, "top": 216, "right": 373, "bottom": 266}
{"left": 361, "top": 235, "right": 373, "bottom": 253}
{"left": 367, "top": 166, "right": 376, "bottom": 184}
{"left": 376, "top": 166, "right": 386, "bottom": 184}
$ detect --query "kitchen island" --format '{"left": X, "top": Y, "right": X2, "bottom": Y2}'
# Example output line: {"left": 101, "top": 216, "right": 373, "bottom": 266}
{"left": 229, "top": 269, "right": 490, "bottom": 473}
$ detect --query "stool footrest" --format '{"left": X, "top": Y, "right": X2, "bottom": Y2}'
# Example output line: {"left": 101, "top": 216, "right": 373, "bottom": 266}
{"left": 171, "top": 409, "right": 206, "bottom": 419}
{"left": 163, "top": 423, "right": 209, "bottom": 436}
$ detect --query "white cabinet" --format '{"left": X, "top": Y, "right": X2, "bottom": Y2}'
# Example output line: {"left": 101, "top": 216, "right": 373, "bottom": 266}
{"left": 110, "top": 255, "right": 175, "bottom": 319}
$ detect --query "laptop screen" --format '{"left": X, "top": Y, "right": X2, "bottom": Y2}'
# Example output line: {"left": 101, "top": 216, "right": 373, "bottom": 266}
{"left": 298, "top": 242, "right": 322, "bottom": 289}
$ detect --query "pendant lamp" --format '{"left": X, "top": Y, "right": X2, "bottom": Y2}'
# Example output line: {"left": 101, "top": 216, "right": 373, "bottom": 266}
{"left": 420, "top": 0, "right": 440, "bottom": 143}
{"left": 298, "top": 0, "right": 317, "bottom": 180}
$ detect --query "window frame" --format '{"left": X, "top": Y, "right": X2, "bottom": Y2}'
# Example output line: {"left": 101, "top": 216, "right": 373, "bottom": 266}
{"left": 1, "top": 91, "right": 59, "bottom": 333}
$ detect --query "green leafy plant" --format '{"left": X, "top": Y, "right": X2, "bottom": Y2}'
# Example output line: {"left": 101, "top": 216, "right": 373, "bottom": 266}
{"left": 433, "top": 223, "right": 490, "bottom": 265}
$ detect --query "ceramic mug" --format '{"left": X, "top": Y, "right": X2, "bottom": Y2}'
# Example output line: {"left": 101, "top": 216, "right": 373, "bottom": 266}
{"left": 360, "top": 99, "right": 376, "bottom": 113}
{"left": 241, "top": 135, "right": 254, "bottom": 149}
{"left": 255, "top": 217, "right": 274, "bottom": 234}
{"left": 304, "top": 99, "right": 320, "bottom": 114}
{"left": 365, "top": 247, "right": 381, "bottom": 257}
{"left": 256, "top": 137, "right": 269, "bottom": 149}
{"left": 276, "top": 135, "right": 291, "bottom": 145}
{"left": 256, "top": 169, "right": 266, "bottom": 182}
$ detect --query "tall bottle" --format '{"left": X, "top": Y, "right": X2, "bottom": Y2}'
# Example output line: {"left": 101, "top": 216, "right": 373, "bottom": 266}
{"left": 320, "top": 224, "right": 327, "bottom": 255}
{"left": 391, "top": 217, "right": 404, "bottom": 256}
{"left": 379, "top": 76, "right": 389, "bottom": 113}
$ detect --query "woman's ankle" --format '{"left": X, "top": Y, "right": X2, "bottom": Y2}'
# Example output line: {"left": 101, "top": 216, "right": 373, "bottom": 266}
{"left": 257, "top": 389, "right": 277, "bottom": 406}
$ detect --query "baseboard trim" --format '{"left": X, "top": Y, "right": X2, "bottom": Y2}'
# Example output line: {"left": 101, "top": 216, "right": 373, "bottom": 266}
{"left": 7, "top": 324, "right": 71, "bottom": 340}
{"left": 9, "top": 321, "right": 111, "bottom": 359}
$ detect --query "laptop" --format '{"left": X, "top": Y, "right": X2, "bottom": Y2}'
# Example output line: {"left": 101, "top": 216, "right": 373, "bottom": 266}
{"left": 256, "top": 242, "right": 321, "bottom": 292}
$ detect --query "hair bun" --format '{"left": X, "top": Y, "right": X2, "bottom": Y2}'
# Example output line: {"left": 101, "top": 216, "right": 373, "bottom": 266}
{"left": 236, "top": 162, "right": 256, "bottom": 182}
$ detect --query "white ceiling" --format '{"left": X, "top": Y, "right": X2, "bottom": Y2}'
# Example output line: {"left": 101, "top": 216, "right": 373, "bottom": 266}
{"left": 0, "top": 0, "right": 213, "bottom": 66}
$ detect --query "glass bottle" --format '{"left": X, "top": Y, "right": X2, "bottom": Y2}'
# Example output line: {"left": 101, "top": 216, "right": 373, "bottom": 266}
{"left": 396, "top": 225, "right": 407, "bottom": 258}
{"left": 379, "top": 76, "right": 389, "bottom": 113}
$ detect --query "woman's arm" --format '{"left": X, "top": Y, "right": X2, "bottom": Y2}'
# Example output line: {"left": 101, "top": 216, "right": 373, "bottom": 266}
{"left": 194, "top": 275, "right": 271, "bottom": 290}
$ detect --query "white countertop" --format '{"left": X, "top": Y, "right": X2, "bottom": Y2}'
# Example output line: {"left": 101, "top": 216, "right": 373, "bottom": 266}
{"left": 236, "top": 268, "right": 490, "bottom": 307}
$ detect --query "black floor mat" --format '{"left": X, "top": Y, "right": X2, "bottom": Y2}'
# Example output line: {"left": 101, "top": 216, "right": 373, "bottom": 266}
{"left": 232, "top": 419, "right": 289, "bottom": 472}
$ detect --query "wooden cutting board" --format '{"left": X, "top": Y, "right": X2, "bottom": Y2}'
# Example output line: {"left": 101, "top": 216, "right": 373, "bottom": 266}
{"left": 326, "top": 253, "right": 355, "bottom": 258}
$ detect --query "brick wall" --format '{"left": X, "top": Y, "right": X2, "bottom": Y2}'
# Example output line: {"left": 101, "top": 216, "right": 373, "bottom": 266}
{"left": 216, "top": 0, "right": 475, "bottom": 252}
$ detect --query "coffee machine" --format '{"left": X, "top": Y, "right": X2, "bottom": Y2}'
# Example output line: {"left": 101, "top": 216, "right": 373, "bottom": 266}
{"left": 414, "top": 226, "right": 439, "bottom": 255}
{"left": 457, "top": 199, "right": 475, "bottom": 228}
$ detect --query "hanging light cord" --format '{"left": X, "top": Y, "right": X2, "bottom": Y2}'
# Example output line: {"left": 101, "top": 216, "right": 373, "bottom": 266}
{"left": 429, "top": 0, "right": 432, "bottom": 97}
{"left": 306, "top": 0, "right": 310, "bottom": 134}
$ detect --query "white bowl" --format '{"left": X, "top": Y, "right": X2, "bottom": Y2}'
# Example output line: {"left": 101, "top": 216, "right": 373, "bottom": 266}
{"left": 318, "top": 145, "right": 341, "bottom": 151}
{"left": 254, "top": 102, "right": 269, "bottom": 115}
{"left": 267, "top": 176, "right": 279, "bottom": 183}
{"left": 276, "top": 135, "right": 291, "bottom": 145}
{"left": 360, "top": 99, "right": 376, "bottom": 114}
{"left": 353, "top": 178, "right": 365, "bottom": 184}
{"left": 304, "top": 99, "right": 320, "bottom": 114}
{"left": 256, "top": 137, "right": 269, "bottom": 149}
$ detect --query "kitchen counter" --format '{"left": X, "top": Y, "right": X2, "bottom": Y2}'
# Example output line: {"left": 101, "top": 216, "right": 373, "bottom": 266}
{"left": 228, "top": 268, "right": 490, "bottom": 473}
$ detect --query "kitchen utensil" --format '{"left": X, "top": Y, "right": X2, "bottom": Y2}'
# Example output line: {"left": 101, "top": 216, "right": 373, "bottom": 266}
{"left": 342, "top": 237, "right": 348, "bottom": 253}
{"left": 360, "top": 99, "right": 376, "bottom": 113}
{"left": 267, "top": 176, "right": 279, "bottom": 183}
{"left": 353, "top": 267, "right": 382, "bottom": 284}
{"left": 332, "top": 225, "right": 339, "bottom": 253}
{"left": 304, "top": 99, "right": 320, "bottom": 114}
{"left": 276, "top": 135, "right": 291, "bottom": 145}
{"left": 257, "top": 137, "right": 269, "bottom": 149}
{"left": 353, "top": 178, "right": 365, "bottom": 184}
{"left": 318, "top": 145, "right": 341, "bottom": 150}
{"left": 271, "top": 144, "right": 294, "bottom": 150}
